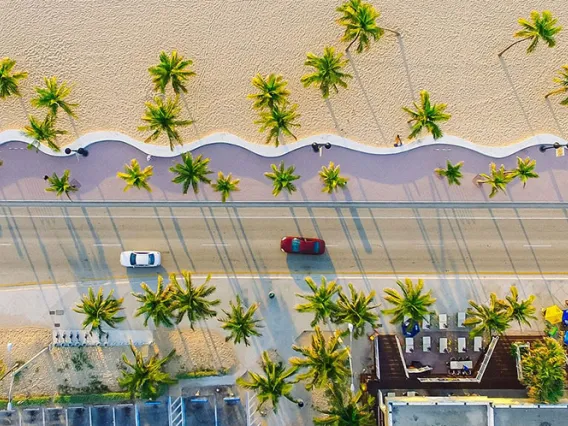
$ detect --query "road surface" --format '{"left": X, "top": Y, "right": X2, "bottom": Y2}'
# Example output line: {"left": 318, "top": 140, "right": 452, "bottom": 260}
{"left": 0, "top": 203, "right": 567, "bottom": 286}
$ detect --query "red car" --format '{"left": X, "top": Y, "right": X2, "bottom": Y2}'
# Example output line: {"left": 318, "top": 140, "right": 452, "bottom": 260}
{"left": 280, "top": 236, "right": 326, "bottom": 255}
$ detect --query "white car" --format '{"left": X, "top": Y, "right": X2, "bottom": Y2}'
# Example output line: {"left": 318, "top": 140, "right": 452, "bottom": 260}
{"left": 120, "top": 251, "right": 161, "bottom": 268}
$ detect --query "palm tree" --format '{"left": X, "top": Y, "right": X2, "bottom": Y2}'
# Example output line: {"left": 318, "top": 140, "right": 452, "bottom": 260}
{"left": 295, "top": 276, "right": 340, "bottom": 327}
{"left": 435, "top": 160, "right": 464, "bottom": 186}
{"left": 218, "top": 295, "right": 263, "bottom": 346}
{"left": 301, "top": 47, "right": 352, "bottom": 98}
{"left": 138, "top": 96, "right": 193, "bottom": 151}
{"left": 264, "top": 161, "right": 301, "bottom": 197}
{"left": 236, "top": 351, "right": 299, "bottom": 413}
{"left": 402, "top": 90, "right": 451, "bottom": 140}
{"left": 118, "top": 342, "right": 176, "bottom": 399}
{"left": 169, "top": 152, "right": 213, "bottom": 195}
{"left": 31, "top": 77, "right": 78, "bottom": 118}
{"left": 248, "top": 73, "right": 290, "bottom": 110}
{"left": 505, "top": 285, "right": 537, "bottom": 328}
{"left": 319, "top": 161, "right": 348, "bottom": 194}
{"left": 132, "top": 275, "right": 175, "bottom": 328}
{"left": 148, "top": 51, "right": 196, "bottom": 94}
{"left": 254, "top": 104, "right": 300, "bottom": 147}
{"left": 73, "top": 287, "right": 126, "bottom": 333}
{"left": 45, "top": 170, "right": 78, "bottom": 200}
{"left": 290, "top": 326, "right": 350, "bottom": 390}
{"left": 337, "top": 0, "right": 398, "bottom": 54}
{"left": 499, "top": 10, "right": 562, "bottom": 57}
{"left": 510, "top": 156, "right": 539, "bottom": 188}
{"left": 23, "top": 114, "right": 67, "bottom": 152}
{"left": 545, "top": 65, "right": 568, "bottom": 104}
{"left": 463, "top": 293, "right": 511, "bottom": 337}
{"left": 476, "top": 163, "right": 514, "bottom": 198}
{"left": 117, "top": 159, "right": 153, "bottom": 192}
{"left": 0, "top": 57, "right": 28, "bottom": 99}
{"left": 382, "top": 278, "right": 436, "bottom": 329}
{"left": 314, "top": 383, "right": 376, "bottom": 426}
{"left": 170, "top": 271, "right": 220, "bottom": 329}
{"left": 333, "top": 283, "right": 379, "bottom": 338}
{"left": 212, "top": 171, "right": 240, "bottom": 202}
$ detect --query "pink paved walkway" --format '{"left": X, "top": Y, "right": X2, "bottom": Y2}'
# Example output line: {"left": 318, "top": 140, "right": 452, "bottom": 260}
{"left": 0, "top": 140, "right": 567, "bottom": 203}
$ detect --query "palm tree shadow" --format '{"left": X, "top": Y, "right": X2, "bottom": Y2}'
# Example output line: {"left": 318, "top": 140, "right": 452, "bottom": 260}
{"left": 345, "top": 51, "right": 387, "bottom": 144}
{"left": 19, "top": 96, "right": 30, "bottom": 117}
{"left": 499, "top": 57, "right": 535, "bottom": 135}
{"left": 545, "top": 98, "right": 567, "bottom": 138}
{"left": 180, "top": 93, "right": 201, "bottom": 140}
{"left": 67, "top": 115, "right": 81, "bottom": 140}
{"left": 396, "top": 36, "right": 417, "bottom": 101}
{"left": 324, "top": 98, "right": 344, "bottom": 136}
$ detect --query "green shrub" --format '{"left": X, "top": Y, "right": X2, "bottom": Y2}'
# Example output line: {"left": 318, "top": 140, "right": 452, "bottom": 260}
{"left": 0, "top": 392, "right": 131, "bottom": 409}
{"left": 175, "top": 368, "right": 229, "bottom": 380}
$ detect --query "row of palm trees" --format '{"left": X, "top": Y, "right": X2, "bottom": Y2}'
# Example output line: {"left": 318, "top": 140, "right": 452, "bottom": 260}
{"left": 43, "top": 156, "right": 349, "bottom": 200}
{"left": 435, "top": 156, "right": 539, "bottom": 198}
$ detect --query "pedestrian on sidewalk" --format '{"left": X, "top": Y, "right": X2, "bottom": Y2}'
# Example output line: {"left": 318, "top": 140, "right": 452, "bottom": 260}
{"left": 394, "top": 134, "right": 403, "bottom": 147}
{"left": 146, "top": 154, "right": 152, "bottom": 162}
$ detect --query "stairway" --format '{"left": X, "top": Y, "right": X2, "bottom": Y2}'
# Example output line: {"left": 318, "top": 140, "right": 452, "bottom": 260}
{"left": 169, "top": 396, "right": 185, "bottom": 426}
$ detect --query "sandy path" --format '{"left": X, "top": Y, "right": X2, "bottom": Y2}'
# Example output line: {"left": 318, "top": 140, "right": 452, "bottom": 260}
{"left": 1, "top": 0, "right": 567, "bottom": 148}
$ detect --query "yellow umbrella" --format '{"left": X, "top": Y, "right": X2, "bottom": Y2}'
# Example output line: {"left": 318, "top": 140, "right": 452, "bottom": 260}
{"left": 544, "top": 305, "right": 563, "bottom": 324}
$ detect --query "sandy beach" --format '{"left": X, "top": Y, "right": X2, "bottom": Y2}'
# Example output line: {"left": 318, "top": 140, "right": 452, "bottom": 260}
{"left": 0, "top": 0, "right": 567, "bottom": 148}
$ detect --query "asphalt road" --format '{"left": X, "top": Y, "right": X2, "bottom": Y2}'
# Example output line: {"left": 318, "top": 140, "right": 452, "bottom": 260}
{"left": 0, "top": 204, "right": 567, "bottom": 286}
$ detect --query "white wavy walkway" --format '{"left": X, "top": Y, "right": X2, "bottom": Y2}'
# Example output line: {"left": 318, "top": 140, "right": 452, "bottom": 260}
{"left": 0, "top": 129, "right": 563, "bottom": 158}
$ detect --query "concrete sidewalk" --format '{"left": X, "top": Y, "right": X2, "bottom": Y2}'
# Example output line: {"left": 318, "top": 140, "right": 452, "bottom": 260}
{"left": 1, "top": 140, "right": 567, "bottom": 203}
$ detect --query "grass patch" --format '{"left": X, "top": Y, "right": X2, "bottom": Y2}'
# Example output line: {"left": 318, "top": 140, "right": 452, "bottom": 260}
{"left": 0, "top": 392, "right": 131, "bottom": 409}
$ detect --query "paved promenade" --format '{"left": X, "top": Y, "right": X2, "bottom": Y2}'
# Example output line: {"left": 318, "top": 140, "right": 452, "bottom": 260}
{"left": 1, "top": 140, "right": 567, "bottom": 203}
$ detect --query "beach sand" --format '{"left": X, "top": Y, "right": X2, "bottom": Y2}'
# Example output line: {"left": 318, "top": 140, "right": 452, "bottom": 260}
{"left": 0, "top": 327, "right": 235, "bottom": 397}
{"left": 1, "top": 0, "right": 567, "bottom": 148}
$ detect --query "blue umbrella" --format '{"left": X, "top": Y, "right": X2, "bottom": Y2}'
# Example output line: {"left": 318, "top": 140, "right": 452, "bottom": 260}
{"left": 402, "top": 319, "right": 421, "bottom": 337}
{"left": 562, "top": 309, "right": 568, "bottom": 327}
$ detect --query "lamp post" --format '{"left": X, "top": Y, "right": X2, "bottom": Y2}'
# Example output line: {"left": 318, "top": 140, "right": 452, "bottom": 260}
{"left": 64, "top": 147, "right": 89, "bottom": 157}
{"left": 6, "top": 342, "right": 13, "bottom": 411}
{"left": 311, "top": 142, "right": 331, "bottom": 157}
{"left": 346, "top": 323, "right": 355, "bottom": 393}
{"left": 539, "top": 142, "right": 567, "bottom": 153}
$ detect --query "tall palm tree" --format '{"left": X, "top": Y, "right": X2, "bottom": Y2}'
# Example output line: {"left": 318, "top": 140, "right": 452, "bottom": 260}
{"left": 499, "top": 10, "right": 562, "bottom": 57}
{"left": 73, "top": 287, "right": 126, "bottom": 333}
{"left": 212, "top": 171, "right": 240, "bottom": 202}
{"left": 319, "top": 161, "right": 348, "bottom": 194}
{"left": 264, "top": 161, "right": 301, "bottom": 197}
{"left": 402, "top": 90, "right": 451, "bottom": 140}
{"left": 337, "top": 0, "right": 398, "bottom": 54}
{"left": 248, "top": 73, "right": 290, "bottom": 110}
{"left": 148, "top": 51, "right": 196, "bottom": 94}
{"left": 169, "top": 152, "right": 212, "bottom": 195}
{"left": 435, "top": 160, "right": 464, "bottom": 186}
{"left": 301, "top": 47, "right": 352, "bottom": 99}
{"left": 132, "top": 275, "right": 175, "bottom": 328}
{"left": 333, "top": 283, "right": 379, "bottom": 338}
{"left": 545, "top": 65, "right": 568, "bottom": 105}
{"left": 45, "top": 170, "right": 78, "bottom": 200}
{"left": 117, "top": 159, "right": 153, "bottom": 192}
{"left": 295, "top": 276, "right": 340, "bottom": 327}
{"left": 170, "top": 271, "right": 220, "bottom": 329}
{"left": 463, "top": 293, "right": 511, "bottom": 337}
{"left": 31, "top": 77, "right": 78, "bottom": 118}
{"left": 254, "top": 104, "right": 300, "bottom": 147}
{"left": 290, "top": 326, "right": 350, "bottom": 390}
{"left": 510, "top": 156, "right": 539, "bottom": 188}
{"left": 118, "top": 342, "right": 176, "bottom": 399}
{"left": 23, "top": 114, "right": 67, "bottom": 152}
{"left": 382, "top": 278, "right": 436, "bottom": 329}
{"left": 0, "top": 57, "right": 28, "bottom": 99}
{"left": 236, "top": 351, "right": 299, "bottom": 413}
{"left": 138, "top": 96, "right": 193, "bottom": 151}
{"left": 314, "top": 383, "right": 376, "bottom": 426}
{"left": 218, "top": 295, "right": 263, "bottom": 346}
{"left": 476, "top": 163, "right": 513, "bottom": 198}
{"left": 505, "top": 285, "right": 537, "bottom": 329}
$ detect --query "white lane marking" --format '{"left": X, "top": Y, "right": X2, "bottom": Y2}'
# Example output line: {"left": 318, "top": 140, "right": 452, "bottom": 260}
{"left": 326, "top": 244, "right": 339, "bottom": 247}
{"left": 201, "top": 243, "right": 230, "bottom": 247}
{"left": 523, "top": 244, "right": 552, "bottom": 248}
{"left": 0, "top": 243, "right": 12, "bottom": 246}
{"left": 2, "top": 214, "right": 568, "bottom": 220}
{"left": 93, "top": 243, "right": 121, "bottom": 247}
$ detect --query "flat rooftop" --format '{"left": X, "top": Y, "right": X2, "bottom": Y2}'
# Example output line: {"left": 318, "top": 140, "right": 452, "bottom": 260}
{"left": 390, "top": 404, "right": 488, "bottom": 426}
{"left": 494, "top": 407, "right": 568, "bottom": 426}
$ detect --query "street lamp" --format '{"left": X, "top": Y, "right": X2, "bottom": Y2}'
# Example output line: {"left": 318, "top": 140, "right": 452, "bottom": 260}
{"left": 539, "top": 142, "right": 566, "bottom": 152}
{"left": 6, "top": 343, "right": 13, "bottom": 411}
{"left": 346, "top": 323, "right": 355, "bottom": 393}
{"left": 311, "top": 142, "right": 331, "bottom": 157}
{"left": 64, "top": 147, "right": 89, "bottom": 157}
